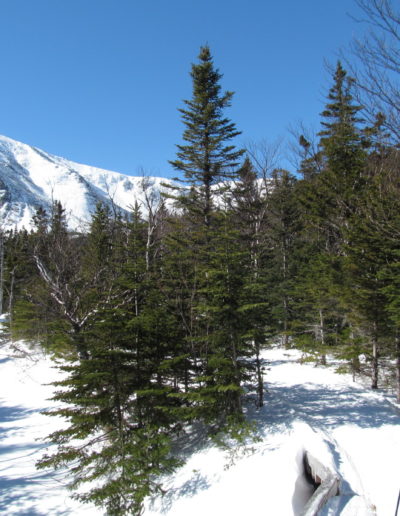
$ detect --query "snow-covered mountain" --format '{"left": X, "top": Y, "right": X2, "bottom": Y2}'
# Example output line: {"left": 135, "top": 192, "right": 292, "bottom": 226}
{"left": 0, "top": 135, "right": 172, "bottom": 231}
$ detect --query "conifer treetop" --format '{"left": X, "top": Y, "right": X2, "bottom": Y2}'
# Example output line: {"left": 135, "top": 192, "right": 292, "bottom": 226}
{"left": 170, "top": 45, "right": 244, "bottom": 186}
{"left": 319, "top": 61, "right": 364, "bottom": 144}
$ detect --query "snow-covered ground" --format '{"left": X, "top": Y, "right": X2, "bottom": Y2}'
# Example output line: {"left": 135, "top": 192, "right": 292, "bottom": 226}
{"left": 0, "top": 341, "right": 97, "bottom": 515}
{"left": 0, "top": 341, "right": 399, "bottom": 515}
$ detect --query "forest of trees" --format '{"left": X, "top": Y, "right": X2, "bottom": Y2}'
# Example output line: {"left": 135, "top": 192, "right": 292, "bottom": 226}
{"left": 1, "top": 1, "right": 400, "bottom": 514}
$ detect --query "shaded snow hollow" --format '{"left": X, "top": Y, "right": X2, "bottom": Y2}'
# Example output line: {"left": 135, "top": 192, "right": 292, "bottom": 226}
{"left": 0, "top": 342, "right": 399, "bottom": 515}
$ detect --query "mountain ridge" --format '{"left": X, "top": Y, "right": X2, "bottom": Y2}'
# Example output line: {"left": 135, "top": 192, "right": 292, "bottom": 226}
{"left": 0, "top": 135, "right": 171, "bottom": 231}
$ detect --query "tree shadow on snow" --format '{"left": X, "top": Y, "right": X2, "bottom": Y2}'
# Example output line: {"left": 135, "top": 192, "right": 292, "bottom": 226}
{"left": 149, "top": 470, "right": 211, "bottom": 514}
{"left": 0, "top": 404, "right": 37, "bottom": 425}
{"left": 259, "top": 382, "right": 400, "bottom": 430}
{"left": 170, "top": 422, "right": 210, "bottom": 459}
{"left": 0, "top": 404, "right": 41, "bottom": 445}
{"left": 0, "top": 441, "right": 46, "bottom": 458}
{"left": 0, "top": 402, "right": 70, "bottom": 515}
{"left": 0, "top": 474, "right": 71, "bottom": 515}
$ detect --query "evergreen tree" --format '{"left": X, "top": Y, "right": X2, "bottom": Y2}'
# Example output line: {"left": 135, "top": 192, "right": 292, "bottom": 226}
{"left": 232, "top": 157, "right": 271, "bottom": 407}
{"left": 298, "top": 63, "right": 369, "bottom": 253}
{"left": 343, "top": 212, "right": 390, "bottom": 389}
{"left": 168, "top": 45, "right": 248, "bottom": 430}
{"left": 292, "top": 248, "right": 346, "bottom": 364}
{"left": 37, "top": 304, "right": 180, "bottom": 516}
{"left": 293, "top": 62, "right": 371, "bottom": 363}
{"left": 198, "top": 209, "right": 250, "bottom": 422}
{"left": 37, "top": 204, "right": 183, "bottom": 515}
{"left": 265, "top": 169, "right": 301, "bottom": 345}
{"left": 318, "top": 61, "right": 369, "bottom": 237}
{"left": 169, "top": 44, "right": 245, "bottom": 226}
{"left": 5, "top": 229, "right": 43, "bottom": 338}
{"left": 351, "top": 151, "right": 400, "bottom": 394}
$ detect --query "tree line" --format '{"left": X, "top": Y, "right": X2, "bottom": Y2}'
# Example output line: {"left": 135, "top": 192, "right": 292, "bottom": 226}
{"left": 1, "top": 2, "right": 400, "bottom": 512}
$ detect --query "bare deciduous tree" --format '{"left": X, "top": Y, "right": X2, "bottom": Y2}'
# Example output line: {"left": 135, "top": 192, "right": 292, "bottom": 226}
{"left": 245, "top": 138, "right": 283, "bottom": 186}
{"left": 349, "top": 0, "right": 400, "bottom": 140}
{"left": 287, "top": 122, "right": 325, "bottom": 179}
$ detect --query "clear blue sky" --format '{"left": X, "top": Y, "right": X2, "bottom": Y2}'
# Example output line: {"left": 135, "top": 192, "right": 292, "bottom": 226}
{"left": 0, "top": 0, "right": 365, "bottom": 178}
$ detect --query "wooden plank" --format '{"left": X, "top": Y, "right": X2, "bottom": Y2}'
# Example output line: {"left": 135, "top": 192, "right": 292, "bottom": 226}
{"left": 300, "top": 451, "right": 341, "bottom": 516}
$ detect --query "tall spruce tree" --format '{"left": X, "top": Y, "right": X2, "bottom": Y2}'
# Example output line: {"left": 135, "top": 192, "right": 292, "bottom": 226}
{"left": 232, "top": 157, "right": 271, "bottom": 407}
{"left": 169, "top": 45, "right": 244, "bottom": 226}
{"left": 318, "top": 61, "right": 369, "bottom": 237}
{"left": 168, "top": 45, "right": 248, "bottom": 431}
{"left": 343, "top": 210, "right": 390, "bottom": 389}
{"left": 294, "top": 62, "right": 370, "bottom": 362}
{"left": 344, "top": 151, "right": 400, "bottom": 391}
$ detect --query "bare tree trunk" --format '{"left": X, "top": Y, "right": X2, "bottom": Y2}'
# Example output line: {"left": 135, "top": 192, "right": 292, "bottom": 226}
{"left": 255, "top": 339, "right": 264, "bottom": 408}
{"left": 230, "top": 334, "right": 242, "bottom": 414}
{"left": 396, "top": 335, "right": 400, "bottom": 403}
{"left": 0, "top": 234, "right": 4, "bottom": 315}
{"left": 350, "top": 329, "right": 360, "bottom": 382}
{"left": 7, "top": 266, "right": 15, "bottom": 332}
{"left": 282, "top": 300, "right": 289, "bottom": 348}
{"left": 72, "top": 324, "right": 89, "bottom": 361}
{"left": 319, "top": 309, "right": 327, "bottom": 366}
{"left": 371, "top": 337, "right": 379, "bottom": 389}
{"left": 281, "top": 238, "right": 290, "bottom": 348}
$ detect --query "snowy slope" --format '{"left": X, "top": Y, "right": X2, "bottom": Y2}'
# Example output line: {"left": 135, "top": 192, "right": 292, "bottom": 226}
{"left": 0, "top": 135, "right": 172, "bottom": 231}
{"left": 1, "top": 341, "right": 399, "bottom": 515}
